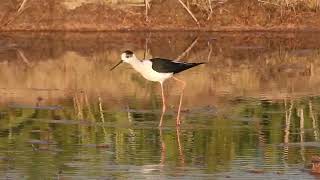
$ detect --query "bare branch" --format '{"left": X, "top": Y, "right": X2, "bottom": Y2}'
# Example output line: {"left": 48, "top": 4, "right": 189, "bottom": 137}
{"left": 145, "top": 0, "right": 150, "bottom": 21}
{"left": 207, "top": 41, "right": 212, "bottom": 62}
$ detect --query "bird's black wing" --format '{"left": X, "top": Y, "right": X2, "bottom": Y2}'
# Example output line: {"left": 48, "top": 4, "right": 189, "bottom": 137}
{"left": 150, "top": 58, "right": 204, "bottom": 74}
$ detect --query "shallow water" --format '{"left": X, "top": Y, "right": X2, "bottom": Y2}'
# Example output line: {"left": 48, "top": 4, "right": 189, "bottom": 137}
{"left": 0, "top": 32, "right": 319, "bottom": 179}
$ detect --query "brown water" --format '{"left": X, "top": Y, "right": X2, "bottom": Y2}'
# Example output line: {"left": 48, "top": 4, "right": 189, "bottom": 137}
{"left": 0, "top": 32, "right": 319, "bottom": 179}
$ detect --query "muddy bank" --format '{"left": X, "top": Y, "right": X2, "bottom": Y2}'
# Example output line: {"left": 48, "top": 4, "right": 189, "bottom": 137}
{"left": 1, "top": 0, "right": 320, "bottom": 31}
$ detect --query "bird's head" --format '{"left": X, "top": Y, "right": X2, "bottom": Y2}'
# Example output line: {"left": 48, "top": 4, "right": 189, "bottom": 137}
{"left": 110, "top": 50, "right": 136, "bottom": 71}
{"left": 121, "top": 50, "right": 135, "bottom": 63}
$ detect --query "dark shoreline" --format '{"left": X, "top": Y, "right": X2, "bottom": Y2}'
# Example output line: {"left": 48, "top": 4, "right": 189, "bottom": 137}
{"left": 1, "top": 26, "right": 320, "bottom": 33}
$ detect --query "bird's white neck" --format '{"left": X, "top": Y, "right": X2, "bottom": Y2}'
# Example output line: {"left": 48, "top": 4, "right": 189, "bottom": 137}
{"left": 124, "top": 55, "right": 173, "bottom": 83}
{"left": 127, "top": 56, "right": 144, "bottom": 71}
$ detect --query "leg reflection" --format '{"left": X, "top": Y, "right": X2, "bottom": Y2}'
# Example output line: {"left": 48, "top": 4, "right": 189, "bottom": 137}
{"left": 159, "top": 126, "right": 185, "bottom": 169}
{"left": 176, "top": 126, "right": 185, "bottom": 166}
{"left": 159, "top": 127, "right": 166, "bottom": 166}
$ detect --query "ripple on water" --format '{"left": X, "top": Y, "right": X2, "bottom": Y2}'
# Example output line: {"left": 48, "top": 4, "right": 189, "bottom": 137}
{"left": 0, "top": 32, "right": 319, "bottom": 179}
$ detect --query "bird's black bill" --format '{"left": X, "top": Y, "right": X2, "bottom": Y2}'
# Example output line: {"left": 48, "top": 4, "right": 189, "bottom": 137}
{"left": 110, "top": 60, "right": 123, "bottom": 71}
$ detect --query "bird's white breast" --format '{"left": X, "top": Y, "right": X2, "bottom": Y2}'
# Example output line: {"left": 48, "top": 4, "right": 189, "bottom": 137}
{"left": 131, "top": 60, "right": 173, "bottom": 83}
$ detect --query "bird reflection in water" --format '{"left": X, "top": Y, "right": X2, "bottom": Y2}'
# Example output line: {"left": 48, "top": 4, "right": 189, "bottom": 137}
{"left": 159, "top": 127, "right": 185, "bottom": 170}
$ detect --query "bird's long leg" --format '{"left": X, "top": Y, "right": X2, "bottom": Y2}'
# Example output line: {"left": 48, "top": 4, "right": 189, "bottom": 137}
{"left": 159, "top": 82, "right": 166, "bottom": 127}
{"left": 172, "top": 76, "right": 186, "bottom": 126}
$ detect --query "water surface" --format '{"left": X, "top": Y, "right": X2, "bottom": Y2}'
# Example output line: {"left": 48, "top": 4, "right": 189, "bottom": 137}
{"left": 0, "top": 32, "right": 319, "bottom": 179}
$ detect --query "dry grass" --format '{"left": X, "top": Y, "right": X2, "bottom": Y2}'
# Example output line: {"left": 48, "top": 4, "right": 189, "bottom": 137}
{"left": 191, "top": 0, "right": 319, "bottom": 9}
{"left": 267, "top": 0, "right": 320, "bottom": 9}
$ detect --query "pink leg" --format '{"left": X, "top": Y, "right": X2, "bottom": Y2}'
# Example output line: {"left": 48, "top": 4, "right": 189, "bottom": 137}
{"left": 172, "top": 76, "right": 186, "bottom": 126}
{"left": 159, "top": 82, "right": 166, "bottom": 127}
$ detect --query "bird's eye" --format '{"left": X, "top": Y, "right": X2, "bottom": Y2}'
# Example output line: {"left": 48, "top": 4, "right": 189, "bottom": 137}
{"left": 126, "top": 55, "right": 130, "bottom": 58}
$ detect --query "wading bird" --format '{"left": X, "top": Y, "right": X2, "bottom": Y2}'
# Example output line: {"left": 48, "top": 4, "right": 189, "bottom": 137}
{"left": 110, "top": 50, "right": 204, "bottom": 126}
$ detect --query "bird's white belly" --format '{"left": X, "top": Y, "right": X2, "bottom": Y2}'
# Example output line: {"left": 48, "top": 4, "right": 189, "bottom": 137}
{"left": 130, "top": 59, "right": 173, "bottom": 83}
{"left": 139, "top": 69, "right": 173, "bottom": 83}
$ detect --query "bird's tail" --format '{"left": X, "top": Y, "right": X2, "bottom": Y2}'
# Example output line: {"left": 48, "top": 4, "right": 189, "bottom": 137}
{"left": 191, "top": 62, "right": 205, "bottom": 66}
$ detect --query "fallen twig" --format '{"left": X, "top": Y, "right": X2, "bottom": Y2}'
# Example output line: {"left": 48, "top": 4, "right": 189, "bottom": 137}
{"left": 1, "top": 0, "right": 30, "bottom": 27}
{"left": 177, "top": 0, "right": 200, "bottom": 27}
{"left": 207, "top": 0, "right": 213, "bottom": 20}
{"left": 18, "top": 0, "right": 29, "bottom": 13}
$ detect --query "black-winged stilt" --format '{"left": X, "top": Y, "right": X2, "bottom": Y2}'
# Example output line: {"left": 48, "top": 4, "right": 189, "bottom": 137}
{"left": 110, "top": 50, "right": 204, "bottom": 126}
